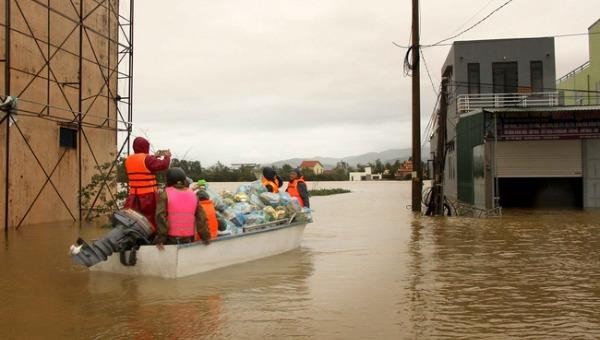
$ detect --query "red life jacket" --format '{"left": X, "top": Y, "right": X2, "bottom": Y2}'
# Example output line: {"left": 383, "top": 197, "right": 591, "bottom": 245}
{"left": 166, "top": 187, "right": 198, "bottom": 237}
{"left": 125, "top": 153, "right": 157, "bottom": 195}
{"left": 261, "top": 177, "right": 280, "bottom": 193}
{"left": 286, "top": 177, "right": 306, "bottom": 207}
{"left": 199, "top": 199, "right": 218, "bottom": 239}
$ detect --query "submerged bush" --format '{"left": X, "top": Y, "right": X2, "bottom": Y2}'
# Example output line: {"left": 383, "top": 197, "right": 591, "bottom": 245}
{"left": 308, "top": 188, "right": 351, "bottom": 196}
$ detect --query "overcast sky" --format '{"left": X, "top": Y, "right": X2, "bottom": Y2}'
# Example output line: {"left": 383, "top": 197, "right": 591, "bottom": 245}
{"left": 130, "top": 0, "right": 599, "bottom": 165}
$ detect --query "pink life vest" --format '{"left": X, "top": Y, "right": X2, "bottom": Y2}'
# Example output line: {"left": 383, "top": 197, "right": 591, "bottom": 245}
{"left": 166, "top": 187, "right": 198, "bottom": 237}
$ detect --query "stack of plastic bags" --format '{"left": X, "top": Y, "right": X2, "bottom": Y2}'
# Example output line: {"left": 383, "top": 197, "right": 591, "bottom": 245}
{"left": 200, "top": 180, "right": 312, "bottom": 236}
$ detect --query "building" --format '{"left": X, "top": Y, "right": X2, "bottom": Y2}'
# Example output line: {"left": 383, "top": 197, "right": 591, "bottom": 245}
{"left": 395, "top": 159, "right": 413, "bottom": 180}
{"left": 557, "top": 19, "right": 600, "bottom": 105}
{"left": 430, "top": 36, "right": 600, "bottom": 211}
{"left": 0, "top": 1, "right": 134, "bottom": 228}
{"left": 349, "top": 167, "right": 382, "bottom": 181}
{"left": 300, "top": 160, "right": 324, "bottom": 175}
{"left": 230, "top": 163, "right": 259, "bottom": 170}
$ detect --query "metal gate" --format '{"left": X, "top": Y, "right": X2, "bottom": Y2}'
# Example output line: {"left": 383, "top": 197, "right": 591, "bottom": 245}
{"left": 495, "top": 140, "right": 582, "bottom": 178}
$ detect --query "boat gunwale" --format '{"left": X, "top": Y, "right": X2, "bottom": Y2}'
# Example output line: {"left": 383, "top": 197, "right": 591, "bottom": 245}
{"left": 161, "top": 220, "right": 309, "bottom": 250}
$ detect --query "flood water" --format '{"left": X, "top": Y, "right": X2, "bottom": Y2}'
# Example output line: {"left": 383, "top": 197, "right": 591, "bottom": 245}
{"left": 1, "top": 181, "right": 600, "bottom": 339}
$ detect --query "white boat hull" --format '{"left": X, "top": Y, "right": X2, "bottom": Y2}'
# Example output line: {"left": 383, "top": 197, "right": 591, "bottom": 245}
{"left": 90, "top": 222, "right": 307, "bottom": 278}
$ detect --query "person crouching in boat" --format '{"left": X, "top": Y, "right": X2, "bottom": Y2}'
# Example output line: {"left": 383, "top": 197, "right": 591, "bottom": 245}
{"left": 154, "top": 167, "right": 211, "bottom": 248}
{"left": 261, "top": 167, "right": 283, "bottom": 193}
{"left": 123, "top": 136, "right": 171, "bottom": 231}
{"left": 286, "top": 168, "right": 310, "bottom": 208}
{"left": 195, "top": 190, "right": 219, "bottom": 240}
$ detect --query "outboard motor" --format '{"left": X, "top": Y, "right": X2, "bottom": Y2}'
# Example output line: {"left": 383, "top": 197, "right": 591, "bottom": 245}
{"left": 69, "top": 209, "right": 154, "bottom": 267}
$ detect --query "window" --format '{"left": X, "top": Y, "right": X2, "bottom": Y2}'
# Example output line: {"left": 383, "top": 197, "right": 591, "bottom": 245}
{"left": 492, "top": 62, "right": 518, "bottom": 93}
{"left": 530, "top": 61, "right": 543, "bottom": 93}
{"left": 467, "top": 63, "right": 480, "bottom": 94}
{"left": 59, "top": 126, "right": 77, "bottom": 148}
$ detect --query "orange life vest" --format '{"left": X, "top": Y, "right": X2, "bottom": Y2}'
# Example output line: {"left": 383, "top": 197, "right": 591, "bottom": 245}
{"left": 286, "top": 177, "right": 306, "bottom": 207}
{"left": 125, "top": 153, "right": 157, "bottom": 195}
{"left": 261, "top": 177, "right": 280, "bottom": 193}
{"left": 199, "top": 199, "right": 218, "bottom": 239}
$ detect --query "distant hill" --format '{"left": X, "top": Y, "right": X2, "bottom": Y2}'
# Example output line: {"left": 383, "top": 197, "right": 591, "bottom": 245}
{"left": 267, "top": 147, "right": 429, "bottom": 169}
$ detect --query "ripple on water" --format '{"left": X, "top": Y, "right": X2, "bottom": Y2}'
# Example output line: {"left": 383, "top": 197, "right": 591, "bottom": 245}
{"left": 406, "top": 209, "right": 600, "bottom": 338}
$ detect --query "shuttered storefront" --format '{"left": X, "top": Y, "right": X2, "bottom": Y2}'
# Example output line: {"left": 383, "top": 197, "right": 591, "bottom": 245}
{"left": 495, "top": 140, "right": 582, "bottom": 178}
{"left": 583, "top": 139, "right": 600, "bottom": 207}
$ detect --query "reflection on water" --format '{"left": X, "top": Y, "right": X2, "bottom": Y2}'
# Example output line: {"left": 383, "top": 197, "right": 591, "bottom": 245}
{"left": 85, "top": 249, "right": 314, "bottom": 339}
{"left": 1, "top": 182, "right": 600, "bottom": 338}
{"left": 409, "top": 210, "right": 600, "bottom": 338}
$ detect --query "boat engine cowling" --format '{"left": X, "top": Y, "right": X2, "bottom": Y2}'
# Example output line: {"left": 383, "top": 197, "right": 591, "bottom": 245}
{"left": 69, "top": 209, "right": 154, "bottom": 267}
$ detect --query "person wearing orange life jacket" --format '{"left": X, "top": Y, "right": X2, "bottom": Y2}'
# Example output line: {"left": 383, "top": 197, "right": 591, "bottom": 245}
{"left": 195, "top": 190, "right": 220, "bottom": 240}
{"left": 261, "top": 167, "right": 283, "bottom": 193}
{"left": 154, "top": 168, "right": 211, "bottom": 247}
{"left": 123, "top": 137, "right": 171, "bottom": 230}
{"left": 286, "top": 168, "right": 310, "bottom": 208}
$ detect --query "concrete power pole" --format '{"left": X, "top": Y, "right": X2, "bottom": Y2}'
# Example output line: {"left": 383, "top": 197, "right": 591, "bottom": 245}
{"left": 411, "top": 0, "right": 422, "bottom": 212}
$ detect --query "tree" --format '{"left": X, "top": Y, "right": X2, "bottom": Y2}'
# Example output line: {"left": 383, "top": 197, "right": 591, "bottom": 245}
{"left": 116, "top": 157, "right": 127, "bottom": 183}
{"left": 237, "top": 165, "right": 258, "bottom": 181}
{"left": 280, "top": 163, "right": 293, "bottom": 177}
{"left": 374, "top": 159, "right": 384, "bottom": 174}
{"left": 80, "top": 161, "right": 128, "bottom": 221}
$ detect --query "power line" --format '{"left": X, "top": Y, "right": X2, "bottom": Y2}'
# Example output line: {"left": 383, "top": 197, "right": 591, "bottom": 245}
{"left": 448, "top": 80, "right": 600, "bottom": 94}
{"left": 423, "top": 0, "right": 514, "bottom": 47}
{"left": 448, "top": 0, "right": 499, "bottom": 36}
{"left": 422, "top": 91, "right": 441, "bottom": 148}
{"left": 395, "top": 31, "right": 600, "bottom": 49}
{"left": 403, "top": 45, "right": 416, "bottom": 76}
{"left": 420, "top": 47, "right": 439, "bottom": 95}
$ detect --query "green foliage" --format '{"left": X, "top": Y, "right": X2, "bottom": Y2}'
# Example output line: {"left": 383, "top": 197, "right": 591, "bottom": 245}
{"left": 169, "top": 159, "right": 257, "bottom": 182}
{"left": 80, "top": 160, "right": 128, "bottom": 222}
{"left": 280, "top": 163, "right": 293, "bottom": 176}
{"left": 170, "top": 158, "right": 204, "bottom": 180}
{"left": 114, "top": 155, "right": 426, "bottom": 184}
{"left": 308, "top": 188, "right": 351, "bottom": 196}
{"left": 116, "top": 156, "right": 128, "bottom": 183}
{"left": 367, "top": 158, "right": 385, "bottom": 175}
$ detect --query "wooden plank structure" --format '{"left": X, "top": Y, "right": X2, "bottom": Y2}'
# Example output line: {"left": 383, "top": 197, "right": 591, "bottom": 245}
{"left": 0, "top": 0, "right": 134, "bottom": 229}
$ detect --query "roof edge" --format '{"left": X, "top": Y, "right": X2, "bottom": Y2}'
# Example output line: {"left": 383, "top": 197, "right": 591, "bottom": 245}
{"left": 453, "top": 36, "right": 554, "bottom": 45}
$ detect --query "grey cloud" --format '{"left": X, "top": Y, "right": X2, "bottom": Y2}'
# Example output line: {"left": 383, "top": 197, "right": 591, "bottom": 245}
{"left": 132, "top": 0, "right": 600, "bottom": 165}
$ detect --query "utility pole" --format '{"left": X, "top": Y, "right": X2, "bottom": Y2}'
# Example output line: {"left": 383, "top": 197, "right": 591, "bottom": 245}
{"left": 411, "top": 0, "right": 422, "bottom": 212}
{"left": 4, "top": 0, "right": 10, "bottom": 231}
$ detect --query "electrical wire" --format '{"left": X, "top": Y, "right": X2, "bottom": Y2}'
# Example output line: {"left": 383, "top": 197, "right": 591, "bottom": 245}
{"left": 423, "top": 0, "right": 514, "bottom": 48}
{"left": 448, "top": 80, "right": 600, "bottom": 94}
{"left": 420, "top": 48, "right": 439, "bottom": 95}
{"left": 422, "top": 91, "right": 442, "bottom": 149}
{"left": 396, "top": 31, "right": 600, "bottom": 49}
{"left": 403, "top": 45, "right": 416, "bottom": 76}
{"left": 447, "top": 0, "right": 499, "bottom": 36}
{"left": 426, "top": 31, "right": 600, "bottom": 48}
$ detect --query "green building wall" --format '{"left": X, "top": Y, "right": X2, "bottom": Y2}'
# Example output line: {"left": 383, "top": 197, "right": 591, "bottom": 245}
{"left": 456, "top": 112, "right": 485, "bottom": 205}
{"left": 557, "top": 19, "right": 600, "bottom": 105}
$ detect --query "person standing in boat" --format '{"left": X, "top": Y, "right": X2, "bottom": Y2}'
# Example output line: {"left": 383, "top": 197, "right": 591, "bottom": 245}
{"left": 286, "top": 168, "right": 310, "bottom": 208}
{"left": 123, "top": 136, "right": 171, "bottom": 230}
{"left": 154, "top": 168, "right": 211, "bottom": 247}
{"left": 261, "top": 167, "right": 283, "bottom": 193}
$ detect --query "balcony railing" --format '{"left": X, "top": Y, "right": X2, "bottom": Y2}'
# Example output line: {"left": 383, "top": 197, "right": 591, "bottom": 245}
{"left": 557, "top": 61, "right": 591, "bottom": 83}
{"left": 456, "top": 92, "right": 559, "bottom": 114}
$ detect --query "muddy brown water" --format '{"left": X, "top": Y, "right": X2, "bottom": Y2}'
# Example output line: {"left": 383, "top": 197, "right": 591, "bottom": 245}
{"left": 1, "top": 181, "right": 599, "bottom": 339}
